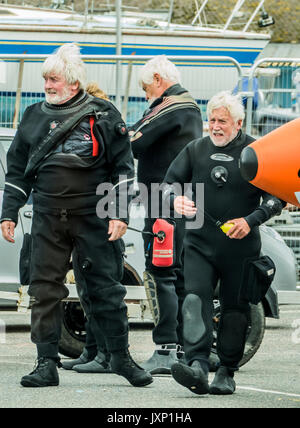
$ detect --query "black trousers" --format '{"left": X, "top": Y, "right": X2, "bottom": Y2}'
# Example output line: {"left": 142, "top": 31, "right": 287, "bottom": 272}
{"left": 29, "top": 211, "right": 128, "bottom": 359}
{"left": 182, "top": 226, "right": 261, "bottom": 370}
{"left": 143, "top": 215, "right": 186, "bottom": 345}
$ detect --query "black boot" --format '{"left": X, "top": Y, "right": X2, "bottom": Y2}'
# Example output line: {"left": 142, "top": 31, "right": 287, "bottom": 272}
{"left": 209, "top": 366, "right": 236, "bottom": 395}
{"left": 110, "top": 349, "right": 153, "bottom": 387}
{"left": 61, "top": 348, "right": 91, "bottom": 370}
{"left": 21, "top": 358, "right": 60, "bottom": 387}
{"left": 171, "top": 360, "right": 209, "bottom": 395}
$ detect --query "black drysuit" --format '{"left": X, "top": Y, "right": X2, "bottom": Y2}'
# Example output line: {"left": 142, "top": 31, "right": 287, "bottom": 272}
{"left": 164, "top": 131, "right": 284, "bottom": 370}
{"left": 130, "top": 84, "right": 203, "bottom": 345}
{"left": 1, "top": 91, "right": 134, "bottom": 359}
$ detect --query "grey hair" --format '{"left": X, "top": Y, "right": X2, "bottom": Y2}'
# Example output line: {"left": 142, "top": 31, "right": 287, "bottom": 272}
{"left": 206, "top": 91, "right": 245, "bottom": 123}
{"left": 42, "top": 43, "right": 87, "bottom": 90}
{"left": 138, "top": 55, "right": 181, "bottom": 87}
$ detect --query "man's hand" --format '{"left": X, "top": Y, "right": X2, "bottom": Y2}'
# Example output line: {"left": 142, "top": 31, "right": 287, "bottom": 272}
{"left": 174, "top": 196, "right": 197, "bottom": 217}
{"left": 1, "top": 220, "right": 16, "bottom": 243}
{"left": 108, "top": 219, "right": 127, "bottom": 241}
{"left": 225, "top": 218, "right": 250, "bottom": 239}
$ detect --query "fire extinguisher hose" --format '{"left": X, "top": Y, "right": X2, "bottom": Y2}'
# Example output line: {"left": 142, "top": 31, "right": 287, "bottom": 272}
{"left": 127, "top": 226, "right": 165, "bottom": 241}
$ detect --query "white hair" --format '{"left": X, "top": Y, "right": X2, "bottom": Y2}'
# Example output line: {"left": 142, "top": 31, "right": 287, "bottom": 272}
{"left": 42, "top": 43, "right": 87, "bottom": 90}
{"left": 206, "top": 91, "right": 245, "bottom": 123}
{"left": 138, "top": 55, "right": 181, "bottom": 87}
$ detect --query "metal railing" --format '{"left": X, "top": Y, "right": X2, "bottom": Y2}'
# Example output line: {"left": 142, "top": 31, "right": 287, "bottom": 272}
{"left": 245, "top": 57, "right": 300, "bottom": 136}
{"left": 0, "top": 53, "right": 243, "bottom": 128}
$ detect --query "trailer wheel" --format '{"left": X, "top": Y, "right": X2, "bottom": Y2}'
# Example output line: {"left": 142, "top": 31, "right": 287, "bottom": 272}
{"left": 209, "top": 301, "right": 265, "bottom": 371}
{"left": 58, "top": 263, "right": 143, "bottom": 358}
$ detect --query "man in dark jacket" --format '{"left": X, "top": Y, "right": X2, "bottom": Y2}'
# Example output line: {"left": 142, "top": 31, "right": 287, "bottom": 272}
{"left": 0, "top": 43, "right": 152, "bottom": 388}
{"left": 129, "top": 55, "right": 203, "bottom": 374}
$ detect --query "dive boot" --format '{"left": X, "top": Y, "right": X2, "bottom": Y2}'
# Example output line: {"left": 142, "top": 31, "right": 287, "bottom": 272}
{"left": 21, "top": 357, "right": 60, "bottom": 387}
{"left": 209, "top": 366, "right": 236, "bottom": 395}
{"left": 73, "top": 351, "right": 112, "bottom": 373}
{"left": 171, "top": 360, "right": 209, "bottom": 395}
{"left": 110, "top": 349, "right": 153, "bottom": 387}
{"left": 141, "top": 348, "right": 179, "bottom": 375}
{"left": 61, "top": 348, "right": 91, "bottom": 370}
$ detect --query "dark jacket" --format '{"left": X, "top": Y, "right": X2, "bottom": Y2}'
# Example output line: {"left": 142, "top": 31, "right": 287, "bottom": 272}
{"left": 130, "top": 84, "right": 203, "bottom": 189}
{"left": 1, "top": 91, "right": 134, "bottom": 224}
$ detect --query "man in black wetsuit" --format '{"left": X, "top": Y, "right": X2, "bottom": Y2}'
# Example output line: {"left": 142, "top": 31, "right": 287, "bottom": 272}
{"left": 0, "top": 43, "right": 152, "bottom": 388}
{"left": 163, "top": 91, "right": 284, "bottom": 395}
{"left": 129, "top": 55, "right": 203, "bottom": 374}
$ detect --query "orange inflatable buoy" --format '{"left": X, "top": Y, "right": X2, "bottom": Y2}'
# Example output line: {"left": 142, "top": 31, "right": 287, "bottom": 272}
{"left": 240, "top": 118, "right": 300, "bottom": 207}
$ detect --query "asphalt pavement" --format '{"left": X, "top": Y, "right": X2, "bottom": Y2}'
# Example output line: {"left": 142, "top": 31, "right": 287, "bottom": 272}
{"left": 0, "top": 305, "right": 299, "bottom": 412}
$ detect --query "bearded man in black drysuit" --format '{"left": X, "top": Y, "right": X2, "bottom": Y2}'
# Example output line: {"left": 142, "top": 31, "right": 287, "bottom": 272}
{"left": 129, "top": 55, "right": 203, "bottom": 374}
{"left": 0, "top": 43, "right": 153, "bottom": 388}
{"left": 163, "top": 91, "right": 285, "bottom": 395}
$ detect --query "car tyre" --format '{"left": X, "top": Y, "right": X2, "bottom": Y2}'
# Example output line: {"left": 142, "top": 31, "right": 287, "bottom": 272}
{"left": 209, "top": 301, "right": 265, "bottom": 371}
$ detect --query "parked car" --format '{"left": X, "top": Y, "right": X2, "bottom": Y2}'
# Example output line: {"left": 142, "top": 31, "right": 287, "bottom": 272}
{"left": 0, "top": 128, "right": 299, "bottom": 369}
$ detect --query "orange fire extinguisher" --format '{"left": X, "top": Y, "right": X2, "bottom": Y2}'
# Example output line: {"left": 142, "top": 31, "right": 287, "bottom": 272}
{"left": 152, "top": 219, "right": 176, "bottom": 267}
{"left": 127, "top": 219, "right": 176, "bottom": 267}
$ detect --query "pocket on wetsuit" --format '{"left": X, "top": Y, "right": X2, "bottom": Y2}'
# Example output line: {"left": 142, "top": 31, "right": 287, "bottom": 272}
{"left": 240, "top": 255, "right": 276, "bottom": 304}
{"left": 19, "top": 233, "right": 32, "bottom": 285}
{"left": 111, "top": 239, "right": 125, "bottom": 281}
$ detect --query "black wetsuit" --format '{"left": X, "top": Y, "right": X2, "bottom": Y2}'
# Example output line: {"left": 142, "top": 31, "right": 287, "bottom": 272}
{"left": 1, "top": 91, "right": 134, "bottom": 360}
{"left": 164, "top": 131, "right": 284, "bottom": 370}
{"left": 130, "top": 84, "right": 203, "bottom": 345}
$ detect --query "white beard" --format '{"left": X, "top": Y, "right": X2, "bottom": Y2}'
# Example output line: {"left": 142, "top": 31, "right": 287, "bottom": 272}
{"left": 45, "top": 86, "right": 73, "bottom": 105}
{"left": 210, "top": 129, "right": 239, "bottom": 147}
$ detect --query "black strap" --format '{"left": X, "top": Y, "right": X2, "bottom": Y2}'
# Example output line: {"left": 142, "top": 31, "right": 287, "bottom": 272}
{"left": 202, "top": 209, "right": 223, "bottom": 228}
{"left": 24, "top": 96, "right": 101, "bottom": 177}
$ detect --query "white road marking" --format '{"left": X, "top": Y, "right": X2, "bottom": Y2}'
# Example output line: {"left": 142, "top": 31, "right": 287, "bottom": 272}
{"left": 237, "top": 386, "right": 300, "bottom": 398}
{"left": 279, "top": 310, "right": 300, "bottom": 313}
{"left": 154, "top": 377, "right": 300, "bottom": 398}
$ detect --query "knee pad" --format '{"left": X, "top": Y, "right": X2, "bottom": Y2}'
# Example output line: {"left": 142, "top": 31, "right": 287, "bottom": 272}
{"left": 29, "top": 282, "right": 69, "bottom": 302}
{"left": 182, "top": 293, "right": 206, "bottom": 345}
